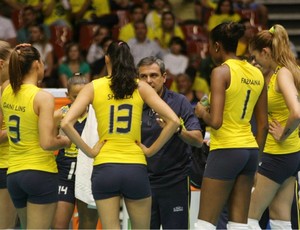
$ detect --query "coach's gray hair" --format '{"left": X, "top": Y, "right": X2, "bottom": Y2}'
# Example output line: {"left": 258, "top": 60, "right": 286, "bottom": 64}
{"left": 137, "top": 56, "right": 166, "bottom": 75}
{"left": 67, "top": 74, "right": 88, "bottom": 91}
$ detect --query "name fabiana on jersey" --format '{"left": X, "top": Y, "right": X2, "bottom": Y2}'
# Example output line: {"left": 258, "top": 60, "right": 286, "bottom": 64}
{"left": 241, "top": 77, "right": 261, "bottom": 86}
{"left": 2, "top": 102, "right": 26, "bottom": 112}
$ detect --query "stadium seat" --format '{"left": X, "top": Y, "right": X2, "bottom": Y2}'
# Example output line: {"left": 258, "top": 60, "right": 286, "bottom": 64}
{"left": 79, "top": 24, "right": 100, "bottom": 52}
{"left": 180, "top": 23, "right": 208, "bottom": 41}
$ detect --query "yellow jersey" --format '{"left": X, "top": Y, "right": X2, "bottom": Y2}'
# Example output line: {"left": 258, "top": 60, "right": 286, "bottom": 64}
{"left": 264, "top": 67, "right": 300, "bottom": 154}
{"left": 210, "top": 59, "right": 264, "bottom": 151}
{"left": 1, "top": 84, "right": 57, "bottom": 174}
{"left": 0, "top": 120, "right": 9, "bottom": 168}
{"left": 69, "top": 0, "right": 110, "bottom": 21}
{"left": 92, "top": 77, "right": 146, "bottom": 165}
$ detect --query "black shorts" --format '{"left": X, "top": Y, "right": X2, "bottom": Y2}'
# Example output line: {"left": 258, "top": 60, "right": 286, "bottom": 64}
{"left": 204, "top": 148, "right": 258, "bottom": 180}
{"left": 92, "top": 163, "right": 151, "bottom": 200}
{"left": 0, "top": 168, "right": 8, "bottom": 189}
{"left": 7, "top": 170, "right": 58, "bottom": 208}
{"left": 56, "top": 155, "right": 77, "bottom": 183}
{"left": 58, "top": 180, "right": 75, "bottom": 204}
{"left": 258, "top": 151, "right": 300, "bottom": 184}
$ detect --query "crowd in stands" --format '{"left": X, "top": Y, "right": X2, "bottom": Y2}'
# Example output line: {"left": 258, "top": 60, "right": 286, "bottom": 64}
{"left": 0, "top": 0, "right": 270, "bottom": 97}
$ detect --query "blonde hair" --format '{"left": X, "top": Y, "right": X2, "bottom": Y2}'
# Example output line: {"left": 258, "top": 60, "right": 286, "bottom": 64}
{"left": 250, "top": 24, "right": 300, "bottom": 90}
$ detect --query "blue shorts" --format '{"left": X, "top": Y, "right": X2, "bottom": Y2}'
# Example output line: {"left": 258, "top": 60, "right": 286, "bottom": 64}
{"left": 7, "top": 170, "right": 58, "bottom": 208}
{"left": 204, "top": 148, "right": 258, "bottom": 180}
{"left": 56, "top": 154, "right": 77, "bottom": 183}
{"left": 0, "top": 168, "right": 8, "bottom": 189}
{"left": 58, "top": 180, "right": 75, "bottom": 204}
{"left": 151, "top": 177, "right": 190, "bottom": 229}
{"left": 258, "top": 151, "right": 300, "bottom": 184}
{"left": 92, "top": 163, "right": 151, "bottom": 200}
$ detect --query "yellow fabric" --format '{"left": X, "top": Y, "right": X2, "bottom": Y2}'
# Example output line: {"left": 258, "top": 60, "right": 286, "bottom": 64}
{"left": 236, "top": 41, "right": 248, "bottom": 57}
{"left": 208, "top": 0, "right": 218, "bottom": 9}
{"left": 148, "top": 10, "right": 162, "bottom": 31}
{"left": 14, "top": 0, "right": 40, "bottom": 6}
{"left": 118, "top": 22, "right": 155, "bottom": 42}
{"left": 69, "top": 0, "right": 110, "bottom": 21}
{"left": 1, "top": 84, "right": 57, "bottom": 174}
{"left": 60, "top": 105, "right": 87, "bottom": 158}
{"left": 210, "top": 59, "right": 264, "bottom": 151}
{"left": 0, "top": 121, "right": 9, "bottom": 168}
{"left": 92, "top": 77, "right": 146, "bottom": 165}
{"left": 193, "top": 76, "right": 210, "bottom": 95}
{"left": 42, "top": 0, "right": 71, "bottom": 26}
{"left": 264, "top": 67, "right": 300, "bottom": 154}
{"left": 207, "top": 13, "right": 241, "bottom": 31}
{"left": 154, "top": 26, "right": 185, "bottom": 49}
{"left": 170, "top": 75, "right": 210, "bottom": 95}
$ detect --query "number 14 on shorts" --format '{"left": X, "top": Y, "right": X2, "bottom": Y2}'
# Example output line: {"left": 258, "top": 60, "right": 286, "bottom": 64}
{"left": 58, "top": 185, "right": 69, "bottom": 195}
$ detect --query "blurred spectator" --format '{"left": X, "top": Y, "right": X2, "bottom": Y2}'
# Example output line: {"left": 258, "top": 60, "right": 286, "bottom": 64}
{"left": 145, "top": 0, "right": 171, "bottom": 31}
{"left": 70, "top": 0, "right": 118, "bottom": 26}
{"left": 176, "top": 72, "right": 199, "bottom": 107}
{"left": 163, "top": 36, "right": 188, "bottom": 91}
{"left": 0, "top": 10, "right": 17, "bottom": 47}
{"left": 42, "top": 0, "right": 71, "bottom": 27}
{"left": 86, "top": 25, "right": 110, "bottom": 64}
{"left": 58, "top": 42, "right": 91, "bottom": 88}
{"left": 5, "top": 0, "right": 43, "bottom": 11}
{"left": 110, "top": 0, "right": 132, "bottom": 11}
{"left": 236, "top": 18, "right": 256, "bottom": 59}
{"left": 207, "top": 0, "right": 241, "bottom": 32}
{"left": 119, "top": 4, "right": 154, "bottom": 42}
{"left": 17, "top": 6, "right": 50, "bottom": 43}
{"left": 29, "top": 24, "right": 54, "bottom": 87}
{"left": 194, "top": 0, "right": 218, "bottom": 25}
{"left": 186, "top": 66, "right": 210, "bottom": 102}
{"left": 70, "top": 0, "right": 110, "bottom": 22}
{"left": 69, "top": 0, "right": 118, "bottom": 41}
{"left": 154, "top": 11, "right": 185, "bottom": 50}
{"left": 128, "top": 21, "right": 164, "bottom": 66}
{"left": 90, "top": 36, "right": 114, "bottom": 79}
{"left": 233, "top": 0, "right": 268, "bottom": 28}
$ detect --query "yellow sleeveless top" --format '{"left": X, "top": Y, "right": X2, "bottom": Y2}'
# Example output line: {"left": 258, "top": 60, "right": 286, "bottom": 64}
{"left": 210, "top": 59, "right": 264, "bottom": 151}
{"left": 1, "top": 84, "right": 57, "bottom": 174}
{"left": 0, "top": 120, "right": 9, "bottom": 168}
{"left": 92, "top": 77, "right": 146, "bottom": 165}
{"left": 264, "top": 66, "right": 300, "bottom": 154}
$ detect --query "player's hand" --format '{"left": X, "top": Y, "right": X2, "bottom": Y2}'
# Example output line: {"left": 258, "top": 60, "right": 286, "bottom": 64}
{"left": 269, "top": 119, "right": 284, "bottom": 141}
{"left": 90, "top": 140, "right": 106, "bottom": 157}
{"left": 135, "top": 141, "right": 153, "bottom": 157}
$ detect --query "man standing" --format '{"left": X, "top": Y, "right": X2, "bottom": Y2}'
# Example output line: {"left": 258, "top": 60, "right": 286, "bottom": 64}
{"left": 137, "top": 56, "right": 203, "bottom": 229}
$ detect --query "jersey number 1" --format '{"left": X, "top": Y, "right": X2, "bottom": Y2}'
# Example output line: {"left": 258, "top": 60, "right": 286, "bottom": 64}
{"left": 241, "top": 90, "right": 251, "bottom": 119}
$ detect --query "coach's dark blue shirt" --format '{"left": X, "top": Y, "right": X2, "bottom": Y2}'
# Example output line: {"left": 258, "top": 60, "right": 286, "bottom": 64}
{"left": 141, "top": 87, "right": 201, "bottom": 188}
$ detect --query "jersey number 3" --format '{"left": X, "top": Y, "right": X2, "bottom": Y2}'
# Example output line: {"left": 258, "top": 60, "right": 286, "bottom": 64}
{"left": 9, "top": 115, "right": 21, "bottom": 143}
{"left": 109, "top": 104, "right": 133, "bottom": 133}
